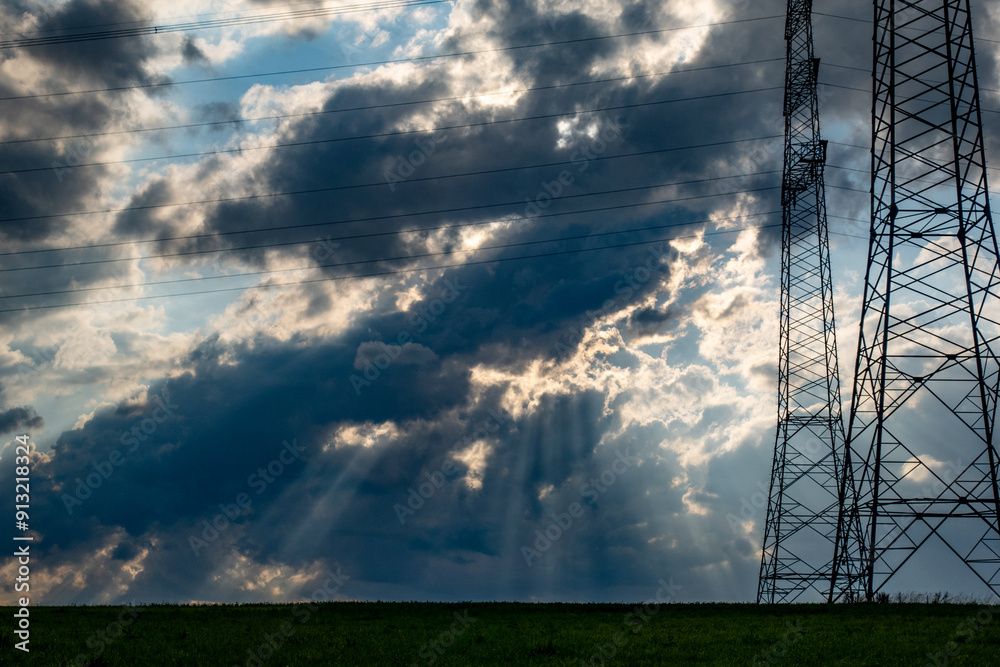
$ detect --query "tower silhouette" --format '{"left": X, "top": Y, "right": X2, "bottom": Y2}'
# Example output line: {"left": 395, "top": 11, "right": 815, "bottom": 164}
{"left": 758, "top": 0, "right": 855, "bottom": 603}
{"left": 833, "top": 0, "right": 1000, "bottom": 600}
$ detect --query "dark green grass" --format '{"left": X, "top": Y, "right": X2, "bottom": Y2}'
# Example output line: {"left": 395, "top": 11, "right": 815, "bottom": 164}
{"left": 1, "top": 602, "right": 998, "bottom": 666}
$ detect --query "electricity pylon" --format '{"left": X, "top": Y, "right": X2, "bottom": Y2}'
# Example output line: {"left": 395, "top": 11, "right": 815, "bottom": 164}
{"left": 758, "top": 0, "right": 857, "bottom": 603}
{"left": 832, "top": 0, "right": 1000, "bottom": 600}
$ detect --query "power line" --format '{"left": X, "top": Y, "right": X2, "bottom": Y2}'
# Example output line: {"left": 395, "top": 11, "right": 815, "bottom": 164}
{"left": 827, "top": 164, "right": 869, "bottom": 176}
{"left": 0, "top": 172, "right": 780, "bottom": 259}
{"left": 829, "top": 140, "right": 869, "bottom": 151}
{"left": 0, "top": 57, "right": 784, "bottom": 146}
{"left": 824, "top": 63, "right": 868, "bottom": 74}
{"left": 0, "top": 194, "right": 782, "bottom": 300}
{"left": 0, "top": 0, "right": 448, "bottom": 49}
{"left": 0, "top": 171, "right": 781, "bottom": 267}
{"left": 812, "top": 11, "right": 870, "bottom": 24}
{"left": 0, "top": 135, "right": 784, "bottom": 223}
{"left": 0, "top": 86, "right": 782, "bottom": 175}
{"left": 820, "top": 81, "right": 1000, "bottom": 114}
{"left": 823, "top": 61, "right": 1000, "bottom": 96}
{"left": 829, "top": 229, "right": 869, "bottom": 241}
{"left": 0, "top": 175, "right": 782, "bottom": 272}
{"left": 0, "top": 223, "right": 781, "bottom": 314}
{"left": 827, "top": 184, "right": 868, "bottom": 194}
{"left": 817, "top": 10, "right": 1000, "bottom": 46}
{"left": 0, "top": 14, "right": 784, "bottom": 102}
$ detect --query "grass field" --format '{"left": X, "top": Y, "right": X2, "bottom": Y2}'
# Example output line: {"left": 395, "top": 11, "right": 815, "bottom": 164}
{"left": 1, "top": 601, "right": 998, "bottom": 666}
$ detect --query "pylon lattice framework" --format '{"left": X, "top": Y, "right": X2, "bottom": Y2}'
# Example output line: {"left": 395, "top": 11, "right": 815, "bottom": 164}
{"left": 832, "top": 0, "right": 1000, "bottom": 601}
{"left": 758, "top": 0, "right": 857, "bottom": 604}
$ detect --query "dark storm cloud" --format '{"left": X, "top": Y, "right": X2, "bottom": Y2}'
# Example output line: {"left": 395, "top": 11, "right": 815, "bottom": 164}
{"left": 16, "top": 331, "right": 468, "bottom": 533}
{"left": 4, "top": 327, "right": 721, "bottom": 602}
{"left": 0, "top": 328, "right": 476, "bottom": 599}
{"left": 108, "top": 0, "right": 789, "bottom": 363}
{"left": 112, "top": 178, "right": 179, "bottom": 238}
{"left": 627, "top": 304, "right": 684, "bottom": 338}
{"left": 0, "top": 0, "right": 168, "bottom": 322}
{"left": 26, "top": 0, "right": 166, "bottom": 88}
{"left": 1, "top": 0, "right": 892, "bottom": 604}
{"left": 0, "top": 405, "right": 43, "bottom": 435}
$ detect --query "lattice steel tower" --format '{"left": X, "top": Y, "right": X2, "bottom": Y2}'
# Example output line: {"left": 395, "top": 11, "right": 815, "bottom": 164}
{"left": 758, "top": 0, "right": 856, "bottom": 603}
{"left": 832, "top": 0, "right": 1000, "bottom": 600}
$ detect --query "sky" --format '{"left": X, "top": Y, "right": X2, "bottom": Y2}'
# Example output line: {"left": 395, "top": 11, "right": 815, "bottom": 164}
{"left": 0, "top": 0, "right": 999, "bottom": 606}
